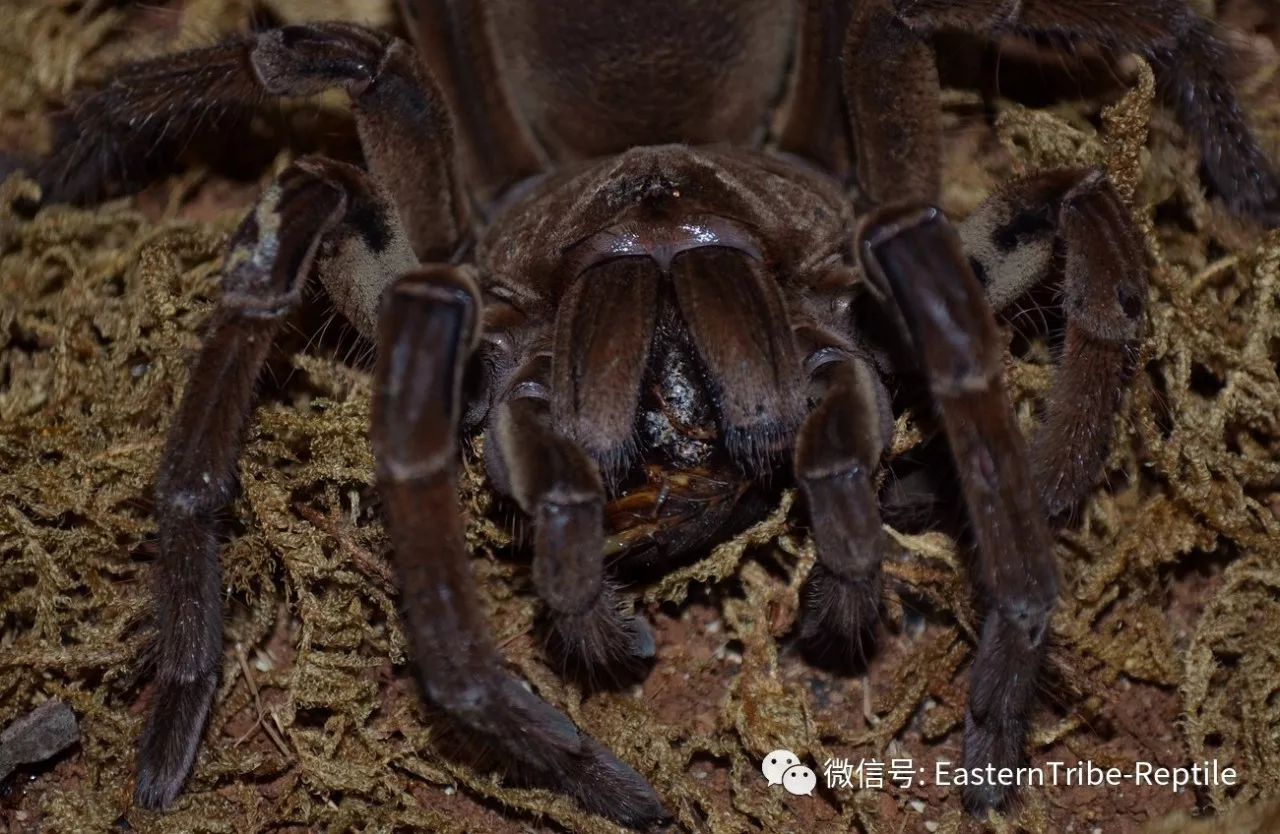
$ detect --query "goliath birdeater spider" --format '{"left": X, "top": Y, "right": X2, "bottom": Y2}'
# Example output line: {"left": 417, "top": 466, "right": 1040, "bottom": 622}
{"left": 32, "top": 0, "right": 1278, "bottom": 826}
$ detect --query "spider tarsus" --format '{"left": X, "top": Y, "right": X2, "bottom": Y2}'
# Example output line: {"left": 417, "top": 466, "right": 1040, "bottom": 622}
{"left": 960, "top": 778, "right": 1019, "bottom": 818}
{"left": 960, "top": 710, "right": 1028, "bottom": 816}
{"left": 960, "top": 605, "right": 1050, "bottom": 816}
{"left": 471, "top": 674, "right": 669, "bottom": 828}
{"left": 562, "top": 739, "right": 672, "bottom": 830}
{"left": 1156, "top": 17, "right": 1280, "bottom": 227}
{"left": 133, "top": 674, "right": 218, "bottom": 811}
{"left": 546, "top": 587, "right": 656, "bottom": 689}
{"left": 797, "top": 563, "right": 882, "bottom": 670}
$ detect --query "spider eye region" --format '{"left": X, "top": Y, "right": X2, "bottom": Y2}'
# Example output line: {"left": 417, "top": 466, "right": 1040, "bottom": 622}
{"left": 564, "top": 214, "right": 762, "bottom": 275}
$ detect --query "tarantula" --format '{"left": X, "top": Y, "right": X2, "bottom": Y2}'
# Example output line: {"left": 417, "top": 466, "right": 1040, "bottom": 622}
{"left": 32, "top": 0, "right": 1278, "bottom": 827}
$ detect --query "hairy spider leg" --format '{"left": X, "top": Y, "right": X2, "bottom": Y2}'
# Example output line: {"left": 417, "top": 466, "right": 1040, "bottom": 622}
{"left": 399, "top": 0, "right": 545, "bottom": 206}
{"left": 961, "top": 169, "right": 1148, "bottom": 520}
{"left": 839, "top": 0, "right": 1186, "bottom": 812}
{"left": 667, "top": 246, "right": 897, "bottom": 660}
{"left": 860, "top": 206, "right": 1059, "bottom": 813}
{"left": 834, "top": 0, "right": 1279, "bottom": 220}
{"left": 39, "top": 21, "right": 468, "bottom": 258}
{"left": 141, "top": 160, "right": 351, "bottom": 809}
{"left": 484, "top": 258, "right": 664, "bottom": 684}
{"left": 793, "top": 350, "right": 895, "bottom": 664}
{"left": 51, "top": 22, "right": 670, "bottom": 821}
{"left": 373, "top": 267, "right": 669, "bottom": 827}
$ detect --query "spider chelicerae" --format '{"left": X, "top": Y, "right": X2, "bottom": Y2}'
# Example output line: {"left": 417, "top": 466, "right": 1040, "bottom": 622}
{"left": 31, "top": 0, "right": 1278, "bottom": 827}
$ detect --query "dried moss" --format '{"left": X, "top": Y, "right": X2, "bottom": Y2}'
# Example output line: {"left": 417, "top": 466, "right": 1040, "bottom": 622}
{"left": 3, "top": 2, "right": 1280, "bottom": 833}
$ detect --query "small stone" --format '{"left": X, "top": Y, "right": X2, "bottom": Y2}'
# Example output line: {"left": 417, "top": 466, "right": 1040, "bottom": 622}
{"left": 0, "top": 700, "right": 79, "bottom": 782}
